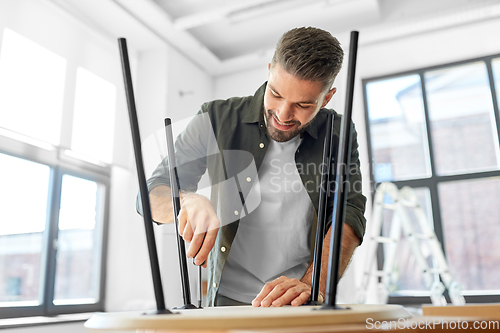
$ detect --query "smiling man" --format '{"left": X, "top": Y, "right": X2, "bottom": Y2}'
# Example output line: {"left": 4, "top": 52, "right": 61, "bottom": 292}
{"left": 144, "top": 27, "right": 367, "bottom": 307}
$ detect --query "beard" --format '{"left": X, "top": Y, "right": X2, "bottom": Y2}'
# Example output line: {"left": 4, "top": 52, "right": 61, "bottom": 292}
{"left": 265, "top": 108, "right": 311, "bottom": 142}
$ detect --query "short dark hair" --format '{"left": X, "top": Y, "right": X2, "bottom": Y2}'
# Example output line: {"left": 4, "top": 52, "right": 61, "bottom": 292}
{"left": 271, "top": 27, "right": 344, "bottom": 91}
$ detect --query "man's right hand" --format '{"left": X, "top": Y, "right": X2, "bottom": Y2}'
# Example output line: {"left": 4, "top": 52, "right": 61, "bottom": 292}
{"left": 178, "top": 193, "right": 220, "bottom": 268}
{"left": 150, "top": 186, "right": 220, "bottom": 268}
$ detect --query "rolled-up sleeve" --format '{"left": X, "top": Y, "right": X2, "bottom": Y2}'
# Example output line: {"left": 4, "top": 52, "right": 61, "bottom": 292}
{"left": 326, "top": 123, "right": 367, "bottom": 243}
{"left": 136, "top": 109, "right": 216, "bottom": 216}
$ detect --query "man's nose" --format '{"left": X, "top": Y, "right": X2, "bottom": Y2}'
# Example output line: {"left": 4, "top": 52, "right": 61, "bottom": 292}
{"left": 276, "top": 103, "right": 294, "bottom": 122}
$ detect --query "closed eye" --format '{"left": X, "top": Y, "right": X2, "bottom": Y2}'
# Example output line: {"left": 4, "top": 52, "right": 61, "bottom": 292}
{"left": 270, "top": 90, "right": 282, "bottom": 99}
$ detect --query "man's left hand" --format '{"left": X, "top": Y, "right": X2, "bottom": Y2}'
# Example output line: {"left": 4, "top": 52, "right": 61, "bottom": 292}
{"left": 252, "top": 276, "right": 311, "bottom": 307}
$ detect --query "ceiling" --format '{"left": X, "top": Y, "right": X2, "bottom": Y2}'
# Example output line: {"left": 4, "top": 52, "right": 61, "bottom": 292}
{"left": 56, "top": 0, "right": 500, "bottom": 76}
{"left": 153, "top": 0, "right": 382, "bottom": 61}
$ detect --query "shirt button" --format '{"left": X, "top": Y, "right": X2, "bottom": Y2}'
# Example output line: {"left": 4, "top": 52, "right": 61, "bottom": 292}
{"left": 213, "top": 282, "right": 217, "bottom": 288}
{"left": 297, "top": 149, "right": 300, "bottom": 153}
{"left": 234, "top": 210, "right": 239, "bottom": 216}
{"left": 221, "top": 246, "right": 226, "bottom": 252}
{"left": 246, "top": 177, "right": 251, "bottom": 182}
{"left": 259, "top": 143, "right": 265, "bottom": 148}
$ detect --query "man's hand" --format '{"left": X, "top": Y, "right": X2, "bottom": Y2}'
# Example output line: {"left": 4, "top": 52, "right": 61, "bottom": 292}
{"left": 252, "top": 276, "right": 311, "bottom": 307}
{"left": 178, "top": 193, "right": 220, "bottom": 268}
{"left": 149, "top": 186, "right": 220, "bottom": 268}
{"left": 299, "top": 224, "right": 359, "bottom": 304}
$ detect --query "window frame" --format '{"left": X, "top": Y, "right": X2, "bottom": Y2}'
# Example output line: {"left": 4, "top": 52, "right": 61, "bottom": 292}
{"left": 0, "top": 133, "right": 110, "bottom": 319}
{"left": 362, "top": 53, "right": 500, "bottom": 305}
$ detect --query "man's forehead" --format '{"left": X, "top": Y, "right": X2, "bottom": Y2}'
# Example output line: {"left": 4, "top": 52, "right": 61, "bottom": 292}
{"left": 267, "top": 64, "right": 325, "bottom": 104}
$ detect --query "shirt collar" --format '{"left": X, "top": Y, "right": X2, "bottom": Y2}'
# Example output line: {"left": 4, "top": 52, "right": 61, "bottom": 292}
{"left": 242, "top": 81, "right": 326, "bottom": 140}
{"left": 242, "top": 82, "right": 266, "bottom": 124}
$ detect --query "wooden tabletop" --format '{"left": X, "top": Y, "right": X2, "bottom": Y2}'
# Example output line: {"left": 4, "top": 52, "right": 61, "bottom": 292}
{"left": 85, "top": 304, "right": 410, "bottom": 332}
{"left": 85, "top": 303, "right": 500, "bottom": 332}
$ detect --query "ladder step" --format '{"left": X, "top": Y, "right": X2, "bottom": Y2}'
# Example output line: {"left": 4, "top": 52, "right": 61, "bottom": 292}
{"left": 381, "top": 204, "right": 397, "bottom": 210}
{"left": 414, "top": 233, "right": 434, "bottom": 240}
{"left": 427, "top": 269, "right": 449, "bottom": 274}
{"left": 375, "top": 236, "right": 397, "bottom": 243}
{"left": 365, "top": 271, "right": 387, "bottom": 277}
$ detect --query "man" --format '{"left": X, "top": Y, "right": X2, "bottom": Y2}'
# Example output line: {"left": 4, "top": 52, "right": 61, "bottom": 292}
{"left": 144, "top": 27, "right": 366, "bottom": 307}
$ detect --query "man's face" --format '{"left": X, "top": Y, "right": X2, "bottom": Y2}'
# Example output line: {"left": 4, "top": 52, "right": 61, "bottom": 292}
{"left": 263, "top": 63, "right": 336, "bottom": 142}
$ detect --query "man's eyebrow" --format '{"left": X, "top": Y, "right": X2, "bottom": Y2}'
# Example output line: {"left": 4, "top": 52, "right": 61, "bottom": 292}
{"left": 268, "top": 84, "right": 317, "bottom": 105}
{"left": 297, "top": 100, "right": 317, "bottom": 105}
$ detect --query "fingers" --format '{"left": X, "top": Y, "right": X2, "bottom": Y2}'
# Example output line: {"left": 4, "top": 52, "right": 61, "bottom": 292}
{"left": 185, "top": 213, "right": 219, "bottom": 259}
{"left": 252, "top": 276, "right": 287, "bottom": 307}
{"left": 178, "top": 207, "right": 188, "bottom": 237}
{"left": 187, "top": 231, "right": 203, "bottom": 259}
{"left": 266, "top": 278, "right": 306, "bottom": 307}
{"left": 252, "top": 277, "right": 311, "bottom": 307}
{"left": 285, "top": 290, "right": 311, "bottom": 307}
{"left": 192, "top": 228, "right": 218, "bottom": 266}
{"left": 181, "top": 196, "right": 220, "bottom": 265}
{"left": 182, "top": 220, "right": 194, "bottom": 243}
{"left": 261, "top": 282, "right": 289, "bottom": 307}
{"left": 177, "top": 194, "right": 221, "bottom": 268}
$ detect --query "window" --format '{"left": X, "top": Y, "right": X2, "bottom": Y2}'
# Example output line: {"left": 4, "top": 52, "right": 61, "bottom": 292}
{"left": 365, "top": 74, "right": 431, "bottom": 181}
{"left": 0, "top": 28, "right": 66, "bottom": 146}
{"left": 54, "top": 175, "right": 105, "bottom": 305}
{"left": 0, "top": 154, "right": 108, "bottom": 317}
{"left": 0, "top": 155, "right": 50, "bottom": 306}
{"left": 0, "top": 0, "right": 119, "bottom": 318}
{"left": 71, "top": 67, "right": 117, "bottom": 165}
{"left": 364, "top": 54, "right": 500, "bottom": 303}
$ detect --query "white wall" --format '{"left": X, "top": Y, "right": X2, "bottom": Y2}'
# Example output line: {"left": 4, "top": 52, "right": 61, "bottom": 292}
{"left": 166, "top": 47, "right": 214, "bottom": 122}
{"left": 214, "top": 66, "right": 268, "bottom": 100}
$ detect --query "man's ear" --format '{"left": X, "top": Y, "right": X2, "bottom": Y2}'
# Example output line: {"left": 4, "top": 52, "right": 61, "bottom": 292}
{"left": 321, "top": 87, "right": 337, "bottom": 108}
{"left": 267, "top": 63, "right": 271, "bottom": 77}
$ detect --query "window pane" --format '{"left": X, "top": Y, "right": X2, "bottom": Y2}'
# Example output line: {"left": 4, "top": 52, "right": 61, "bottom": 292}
{"left": 70, "top": 67, "right": 116, "bottom": 164}
{"left": 0, "top": 153, "right": 50, "bottom": 305}
{"left": 425, "top": 62, "right": 500, "bottom": 175}
{"left": 381, "top": 187, "right": 436, "bottom": 294}
{"left": 366, "top": 75, "right": 432, "bottom": 182}
{"left": 438, "top": 178, "right": 500, "bottom": 292}
{"left": 493, "top": 58, "right": 500, "bottom": 105}
{"left": 54, "top": 175, "right": 102, "bottom": 304}
{"left": 0, "top": 28, "right": 66, "bottom": 145}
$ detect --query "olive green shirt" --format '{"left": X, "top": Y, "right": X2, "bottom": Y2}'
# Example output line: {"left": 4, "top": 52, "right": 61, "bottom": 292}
{"left": 144, "top": 82, "right": 367, "bottom": 307}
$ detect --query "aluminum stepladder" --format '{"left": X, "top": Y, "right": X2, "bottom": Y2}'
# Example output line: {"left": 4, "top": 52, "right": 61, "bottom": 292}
{"left": 357, "top": 182, "right": 465, "bottom": 306}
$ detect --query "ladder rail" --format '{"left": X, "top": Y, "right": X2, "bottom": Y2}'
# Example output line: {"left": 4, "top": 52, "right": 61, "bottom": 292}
{"left": 357, "top": 183, "right": 398, "bottom": 303}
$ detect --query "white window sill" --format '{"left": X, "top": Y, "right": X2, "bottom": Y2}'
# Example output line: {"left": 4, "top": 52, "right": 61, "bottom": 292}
{"left": 0, "top": 313, "right": 93, "bottom": 329}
